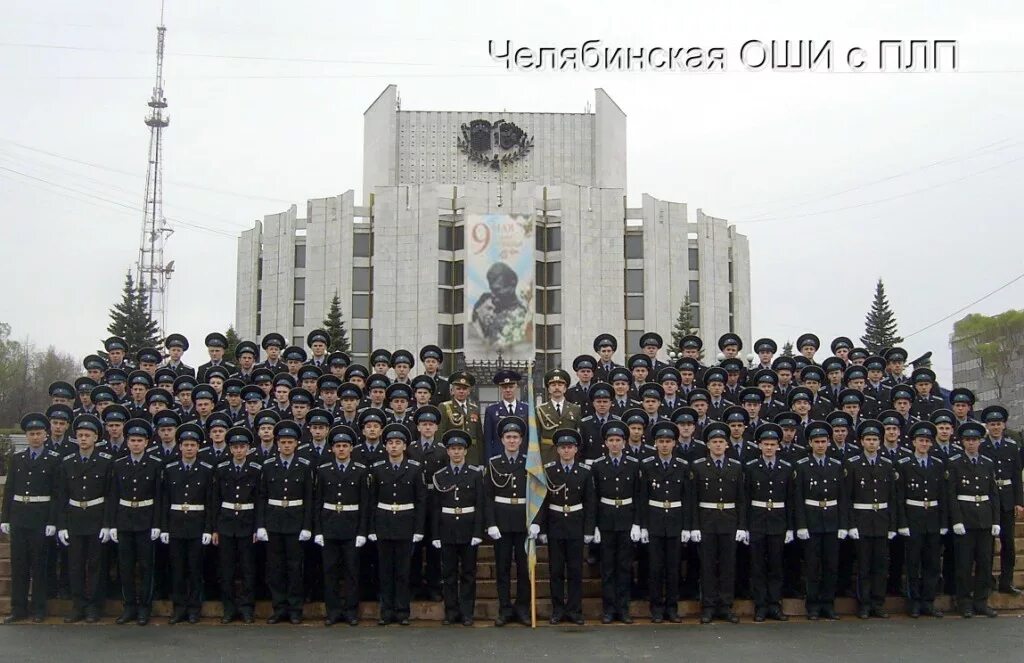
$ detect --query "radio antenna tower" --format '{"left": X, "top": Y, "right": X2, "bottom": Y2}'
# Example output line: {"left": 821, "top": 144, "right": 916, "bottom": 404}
{"left": 136, "top": 0, "right": 174, "bottom": 333}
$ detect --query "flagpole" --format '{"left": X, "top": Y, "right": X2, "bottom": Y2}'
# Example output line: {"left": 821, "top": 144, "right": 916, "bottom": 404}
{"left": 528, "top": 536, "right": 537, "bottom": 628}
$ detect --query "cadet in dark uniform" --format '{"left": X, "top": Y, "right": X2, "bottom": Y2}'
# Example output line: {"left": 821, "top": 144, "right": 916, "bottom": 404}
{"left": 846, "top": 419, "right": 899, "bottom": 619}
{"left": 257, "top": 420, "right": 314, "bottom": 624}
{"left": 539, "top": 429, "right": 596, "bottom": 625}
{"left": 314, "top": 424, "right": 370, "bottom": 626}
{"left": 430, "top": 429, "right": 485, "bottom": 626}
{"left": 196, "top": 332, "right": 236, "bottom": 383}
{"left": 640, "top": 420, "right": 692, "bottom": 623}
{"left": 418, "top": 345, "right": 450, "bottom": 406}
{"left": 691, "top": 422, "right": 747, "bottom": 624}
{"left": 110, "top": 418, "right": 163, "bottom": 625}
{"left": 909, "top": 368, "right": 944, "bottom": 420}
{"left": 897, "top": 420, "right": 947, "bottom": 618}
{"left": 369, "top": 423, "right": 426, "bottom": 626}
{"left": 979, "top": 405, "right": 1023, "bottom": 595}
{"left": 163, "top": 333, "right": 195, "bottom": 377}
{"left": 948, "top": 421, "right": 1000, "bottom": 618}
{"left": 566, "top": 355, "right": 597, "bottom": 409}
{"left": 160, "top": 423, "right": 215, "bottom": 624}
{"left": 639, "top": 331, "right": 669, "bottom": 374}
{"left": 669, "top": 406, "right": 705, "bottom": 599}
{"left": 793, "top": 421, "right": 847, "bottom": 620}
{"left": 484, "top": 416, "right": 541, "bottom": 626}
{"left": 2, "top": 413, "right": 61, "bottom": 623}
{"left": 407, "top": 405, "right": 445, "bottom": 602}
{"left": 930, "top": 409, "right": 962, "bottom": 595}
{"left": 593, "top": 333, "right": 621, "bottom": 382}
{"left": 591, "top": 419, "right": 643, "bottom": 623}
{"left": 212, "top": 427, "right": 262, "bottom": 624}
{"left": 56, "top": 414, "right": 114, "bottom": 623}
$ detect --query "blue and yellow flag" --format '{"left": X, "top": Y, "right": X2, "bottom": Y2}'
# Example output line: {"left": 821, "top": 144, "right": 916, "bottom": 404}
{"left": 524, "top": 366, "right": 548, "bottom": 627}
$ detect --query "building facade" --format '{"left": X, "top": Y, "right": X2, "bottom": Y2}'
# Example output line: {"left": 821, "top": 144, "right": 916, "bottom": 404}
{"left": 235, "top": 86, "right": 751, "bottom": 382}
{"left": 951, "top": 313, "right": 1024, "bottom": 431}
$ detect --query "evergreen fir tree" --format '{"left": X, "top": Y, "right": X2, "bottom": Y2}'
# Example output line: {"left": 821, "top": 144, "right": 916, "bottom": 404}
{"left": 780, "top": 340, "right": 794, "bottom": 358}
{"left": 224, "top": 326, "right": 241, "bottom": 363}
{"left": 670, "top": 294, "right": 697, "bottom": 351}
{"left": 102, "top": 270, "right": 162, "bottom": 358}
{"left": 322, "top": 292, "right": 350, "bottom": 353}
{"left": 860, "top": 278, "right": 904, "bottom": 354}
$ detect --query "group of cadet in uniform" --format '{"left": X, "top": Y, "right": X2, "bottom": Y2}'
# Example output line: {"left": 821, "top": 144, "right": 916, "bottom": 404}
{"left": 2, "top": 329, "right": 1021, "bottom": 626}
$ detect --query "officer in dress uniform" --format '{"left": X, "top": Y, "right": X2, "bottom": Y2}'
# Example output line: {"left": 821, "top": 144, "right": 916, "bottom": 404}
{"left": 947, "top": 421, "right": 1001, "bottom": 618}
{"left": 430, "top": 429, "right": 485, "bottom": 626}
{"left": 418, "top": 345, "right": 450, "bottom": 406}
{"left": 797, "top": 333, "right": 820, "bottom": 365}
{"left": 640, "top": 420, "right": 693, "bottom": 623}
{"left": 104, "top": 336, "right": 134, "bottom": 372}
{"left": 536, "top": 369, "right": 583, "bottom": 465}
{"left": 163, "top": 334, "right": 195, "bottom": 377}
{"left": 579, "top": 383, "right": 620, "bottom": 464}
{"left": 438, "top": 371, "right": 485, "bottom": 466}
{"left": 793, "top": 421, "right": 847, "bottom": 620}
{"left": 639, "top": 331, "right": 669, "bottom": 374}
{"left": 197, "top": 332, "right": 236, "bottom": 383}
{"left": 256, "top": 420, "right": 314, "bottom": 624}
{"left": 258, "top": 333, "right": 287, "bottom": 373}
{"left": 1, "top": 413, "right": 61, "bottom": 623}
{"left": 593, "top": 333, "right": 621, "bottom": 383}
{"left": 305, "top": 329, "right": 331, "bottom": 368}
{"left": 978, "top": 405, "right": 1023, "bottom": 595}
{"left": 212, "top": 427, "right": 262, "bottom": 624}
{"left": 231, "top": 341, "right": 260, "bottom": 383}
{"left": 314, "top": 424, "right": 370, "bottom": 626}
{"left": 55, "top": 414, "right": 114, "bottom": 623}
{"left": 483, "top": 369, "right": 529, "bottom": 460}
{"left": 567, "top": 355, "right": 597, "bottom": 409}
{"left": 908, "top": 368, "right": 944, "bottom": 420}
{"left": 368, "top": 424, "right": 426, "bottom": 626}
{"left": 539, "top": 429, "right": 595, "bottom": 626}
{"left": 110, "top": 419, "right": 163, "bottom": 625}
{"left": 484, "top": 416, "right": 540, "bottom": 626}
{"left": 749, "top": 338, "right": 778, "bottom": 379}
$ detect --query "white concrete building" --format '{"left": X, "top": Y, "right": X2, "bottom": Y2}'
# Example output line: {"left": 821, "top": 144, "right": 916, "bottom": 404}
{"left": 235, "top": 86, "right": 751, "bottom": 379}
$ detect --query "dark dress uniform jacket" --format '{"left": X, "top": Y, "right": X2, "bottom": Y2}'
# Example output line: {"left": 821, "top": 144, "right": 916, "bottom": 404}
{"left": 408, "top": 440, "right": 448, "bottom": 496}
{"left": 2, "top": 448, "right": 62, "bottom": 529}
{"left": 430, "top": 464, "right": 486, "bottom": 544}
{"left": 639, "top": 456, "right": 693, "bottom": 537}
{"left": 793, "top": 455, "right": 847, "bottom": 533}
{"left": 314, "top": 460, "right": 370, "bottom": 540}
{"left": 897, "top": 456, "right": 946, "bottom": 534}
{"left": 980, "top": 438, "right": 1023, "bottom": 512}
{"left": 369, "top": 458, "right": 426, "bottom": 541}
{"left": 844, "top": 454, "right": 899, "bottom": 537}
{"left": 674, "top": 440, "right": 708, "bottom": 464}
{"left": 483, "top": 454, "right": 536, "bottom": 534}
{"left": 744, "top": 457, "right": 795, "bottom": 535}
{"left": 110, "top": 453, "right": 163, "bottom": 532}
{"left": 257, "top": 456, "right": 314, "bottom": 534}
{"left": 946, "top": 454, "right": 1000, "bottom": 529}
{"left": 56, "top": 451, "right": 115, "bottom": 534}
{"left": 538, "top": 462, "right": 596, "bottom": 540}
{"left": 213, "top": 459, "right": 263, "bottom": 537}
{"left": 690, "top": 457, "right": 747, "bottom": 534}
{"left": 590, "top": 455, "right": 642, "bottom": 532}
{"left": 161, "top": 460, "right": 215, "bottom": 539}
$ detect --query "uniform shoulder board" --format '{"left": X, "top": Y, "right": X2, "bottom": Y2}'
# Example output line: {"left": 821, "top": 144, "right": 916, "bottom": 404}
{"left": 829, "top": 458, "right": 841, "bottom": 466}
{"left": 580, "top": 415, "right": 594, "bottom": 422}
{"left": 641, "top": 456, "right": 654, "bottom": 463}
{"left": 489, "top": 454, "right": 502, "bottom": 461}
{"left": 879, "top": 456, "right": 893, "bottom": 464}
{"left": 728, "top": 458, "right": 741, "bottom": 465}
{"left": 199, "top": 461, "right": 213, "bottom": 470}
{"left": 296, "top": 457, "right": 311, "bottom": 466}
{"left": 407, "top": 459, "right": 421, "bottom": 467}
{"left": 625, "top": 455, "right": 639, "bottom": 462}
{"left": 980, "top": 454, "right": 994, "bottom": 463}
{"left": 166, "top": 459, "right": 179, "bottom": 468}
{"left": 932, "top": 456, "right": 944, "bottom": 465}
{"left": 248, "top": 461, "right": 263, "bottom": 470}
{"left": 796, "top": 457, "right": 809, "bottom": 465}
{"left": 544, "top": 461, "right": 556, "bottom": 468}
{"left": 577, "top": 463, "right": 591, "bottom": 471}
{"left": 693, "top": 458, "right": 707, "bottom": 465}
{"left": 115, "top": 455, "right": 129, "bottom": 463}
{"left": 745, "top": 459, "right": 758, "bottom": 466}
{"left": 372, "top": 460, "right": 386, "bottom": 467}
{"left": 471, "top": 464, "right": 484, "bottom": 472}
{"left": 779, "top": 459, "right": 791, "bottom": 467}
{"left": 318, "top": 461, "right": 332, "bottom": 469}
{"left": 98, "top": 452, "right": 112, "bottom": 460}
{"left": 948, "top": 454, "right": 962, "bottom": 461}
{"left": 592, "top": 457, "right": 607, "bottom": 464}
{"left": 218, "top": 460, "right": 231, "bottom": 468}
{"left": 352, "top": 462, "right": 366, "bottom": 469}
{"left": 897, "top": 456, "right": 910, "bottom": 464}
{"left": 1006, "top": 439, "right": 1019, "bottom": 447}
{"left": 845, "top": 456, "right": 860, "bottom": 464}
{"left": 47, "top": 449, "right": 61, "bottom": 458}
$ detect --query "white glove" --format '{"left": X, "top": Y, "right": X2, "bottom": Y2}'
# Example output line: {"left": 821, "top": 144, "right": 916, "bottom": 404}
{"left": 736, "top": 530, "right": 750, "bottom": 545}
{"left": 539, "top": 534, "right": 548, "bottom": 544}
{"left": 629, "top": 524, "right": 641, "bottom": 543}
{"left": 898, "top": 527, "right": 911, "bottom": 537}
{"left": 592, "top": 528, "right": 602, "bottom": 545}
{"left": 680, "top": 530, "right": 691, "bottom": 543}
{"left": 412, "top": 533, "right": 423, "bottom": 543}
{"left": 368, "top": 533, "right": 377, "bottom": 542}
{"left": 640, "top": 528, "right": 649, "bottom": 544}
{"left": 299, "top": 529, "right": 312, "bottom": 542}
{"left": 690, "top": 530, "right": 702, "bottom": 543}
{"left": 201, "top": 533, "right": 212, "bottom": 545}
{"left": 992, "top": 525, "right": 1001, "bottom": 537}
{"left": 837, "top": 529, "right": 848, "bottom": 540}
{"left": 847, "top": 528, "right": 860, "bottom": 540}
{"left": 887, "top": 531, "right": 897, "bottom": 540}
{"left": 45, "top": 525, "right": 56, "bottom": 537}
{"left": 150, "top": 528, "right": 161, "bottom": 541}
{"left": 256, "top": 528, "right": 269, "bottom": 542}
{"left": 953, "top": 523, "right": 966, "bottom": 536}
{"left": 431, "top": 539, "right": 441, "bottom": 549}
{"left": 160, "top": 533, "right": 169, "bottom": 544}
{"left": 470, "top": 537, "right": 482, "bottom": 546}
{"left": 111, "top": 528, "right": 120, "bottom": 543}
{"left": 99, "top": 528, "right": 111, "bottom": 543}
{"left": 314, "top": 534, "right": 325, "bottom": 547}
{"left": 796, "top": 528, "right": 810, "bottom": 540}
{"left": 487, "top": 526, "right": 502, "bottom": 540}
{"left": 0, "top": 523, "right": 9, "bottom": 535}
{"left": 940, "top": 528, "right": 948, "bottom": 536}
{"left": 583, "top": 534, "right": 594, "bottom": 544}
{"left": 58, "top": 529, "right": 70, "bottom": 546}
{"left": 784, "top": 530, "right": 794, "bottom": 544}
{"left": 528, "top": 523, "right": 540, "bottom": 539}
{"left": 355, "top": 535, "right": 367, "bottom": 548}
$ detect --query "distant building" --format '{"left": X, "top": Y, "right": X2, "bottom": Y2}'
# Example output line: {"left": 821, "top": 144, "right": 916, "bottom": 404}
{"left": 951, "top": 311, "right": 1024, "bottom": 430}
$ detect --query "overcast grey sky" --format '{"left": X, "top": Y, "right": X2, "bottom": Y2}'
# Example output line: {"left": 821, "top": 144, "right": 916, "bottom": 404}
{"left": 1, "top": 1, "right": 1022, "bottom": 386}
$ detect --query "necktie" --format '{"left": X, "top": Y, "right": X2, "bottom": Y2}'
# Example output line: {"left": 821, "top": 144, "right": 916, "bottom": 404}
{"left": 869, "top": 459, "right": 874, "bottom": 466}
{"left": 235, "top": 464, "right": 242, "bottom": 473}
{"left": 555, "top": 403, "right": 562, "bottom": 415}
{"left": 716, "top": 460, "right": 722, "bottom": 470}
{"left": 613, "top": 457, "right": 619, "bottom": 468}
{"left": 972, "top": 457, "right": 978, "bottom": 465}
{"left": 184, "top": 463, "right": 191, "bottom": 471}
{"left": 663, "top": 460, "right": 670, "bottom": 470}
{"left": 507, "top": 403, "right": 514, "bottom": 415}
{"left": 767, "top": 462, "right": 773, "bottom": 472}
{"left": 820, "top": 459, "right": 825, "bottom": 468}
{"left": 394, "top": 464, "right": 400, "bottom": 471}
{"left": 282, "top": 461, "right": 288, "bottom": 471}
{"left": 454, "top": 465, "right": 460, "bottom": 475}
{"left": 30, "top": 451, "right": 37, "bottom": 461}
{"left": 564, "top": 465, "right": 571, "bottom": 473}
{"left": 920, "top": 459, "right": 927, "bottom": 469}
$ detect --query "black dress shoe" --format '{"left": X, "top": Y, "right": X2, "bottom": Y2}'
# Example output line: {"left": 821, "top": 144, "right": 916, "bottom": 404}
{"left": 908, "top": 604, "right": 921, "bottom": 618}
{"left": 754, "top": 610, "right": 766, "bottom": 623}
{"left": 806, "top": 613, "right": 819, "bottom": 621}
{"left": 168, "top": 613, "right": 187, "bottom": 625}
{"left": 982, "top": 606, "right": 998, "bottom": 618}
{"left": 619, "top": 614, "right": 633, "bottom": 624}
{"left": 242, "top": 613, "right": 254, "bottom": 624}
{"left": 221, "top": 613, "right": 237, "bottom": 625}
{"left": 961, "top": 608, "right": 974, "bottom": 619}
{"left": 768, "top": 608, "right": 788, "bottom": 622}
{"left": 700, "top": 611, "right": 713, "bottom": 624}
{"left": 821, "top": 608, "right": 839, "bottom": 621}
{"left": 999, "top": 586, "right": 1022, "bottom": 596}
{"left": 650, "top": 615, "right": 663, "bottom": 624}
{"left": 399, "top": 618, "right": 410, "bottom": 626}
{"left": 921, "top": 604, "right": 943, "bottom": 618}
{"left": 441, "top": 618, "right": 451, "bottom": 626}
{"left": 31, "top": 615, "right": 45, "bottom": 624}
{"left": 870, "top": 607, "right": 889, "bottom": 619}
{"left": 724, "top": 611, "right": 739, "bottom": 624}
{"left": 516, "top": 611, "right": 532, "bottom": 625}
{"left": 377, "top": 618, "right": 389, "bottom": 626}
{"left": 267, "top": 612, "right": 285, "bottom": 624}
{"left": 64, "top": 613, "right": 86, "bottom": 624}
{"left": 666, "top": 613, "right": 682, "bottom": 623}
{"left": 3, "top": 613, "right": 26, "bottom": 624}
{"left": 494, "top": 615, "right": 506, "bottom": 627}
{"left": 290, "top": 615, "right": 303, "bottom": 625}
{"left": 857, "top": 608, "right": 870, "bottom": 620}
{"left": 549, "top": 611, "right": 564, "bottom": 624}
{"left": 571, "top": 615, "right": 585, "bottom": 625}
{"left": 85, "top": 614, "right": 100, "bottom": 624}
{"left": 137, "top": 610, "right": 151, "bottom": 626}
{"left": 462, "top": 618, "right": 474, "bottom": 627}
{"left": 324, "top": 617, "right": 338, "bottom": 626}
{"left": 115, "top": 610, "right": 136, "bottom": 625}
{"left": 348, "top": 618, "right": 359, "bottom": 626}
{"left": 601, "top": 614, "right": 613, "bottom": 624}
{"left": 187, "top": 615, "right": 200, "bottom": 624}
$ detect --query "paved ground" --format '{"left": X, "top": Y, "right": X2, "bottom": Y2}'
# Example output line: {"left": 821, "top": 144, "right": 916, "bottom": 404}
{"left": 1, "top": 617, "right": 1021, "bottom": 662}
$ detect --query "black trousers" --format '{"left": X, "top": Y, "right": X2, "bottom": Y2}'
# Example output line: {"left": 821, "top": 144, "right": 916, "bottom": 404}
{"left": 323, "top": 538, "right": 360, "bottom": 620}
{"left": 153, "top": 541, "right": 172, "bottom": 600}
{"left": 782, "top": 538, "right": 803, "bottom": 597}
{"left": 836, "top": 539, "right": 856, "bottom": 596}
{"left": 117, "top": 530, "right": 154, "bottom": 611}
{"left": 856, "top": 536, "right": 889, "bottom": 609}
{"left": 887, "top": 535, "right": 905, "bottom": 594}
{"left": 266, "top": 533, "right": 304, "bottom": 616}
{"left": 68, "top": 533, "right": 105, "bottom": 616}
{"left": 955, "top": 529, "right": 993, "bottom": 610}
{"left": 905, "top": 531, "right": 941, "bottom": 604}
{"left": 10, "top": 526, "right": 49, "bottom": 617}
{"left": 997, "top": 510, "right": 1016, "bottom": 589}
{"left": 303, "top": 540, "right": 323, "bottom": 601}
{"left": 749, "top": 533, "right": 784, "bottom": 611}
{"left": 169, "top": 538, "right": 203, "bottom": 618}
{"left": 734, "top": 538, "right": 750, "bottom": 598}
{"left": 494, "top": 532, "right": 529, "bottom": 617}
{"left": 218, "top": 533, "right": 256, "bottom": 617}
{"left": 599, "top": 530, "right": 633, "bottom": 615}
{"left": 410, "top": 522, "right": 441, "bottom": 597}
{"left": 804, "top": 532, "right": 839, "bottom": 613}
{"left": 647, "top": 534, "right": 680, "bottom": 617}
{"left": 441, "top": 543, "right": 478, "bottom": 620}
{"left": 941, "top": 531, "right": 957, "bottom": 594}
{"left": 680, "top": 540, "right": 700, "bottom": 598}
{"left": 202, "top": 543, "right": 220, "bottom": 601}
{"left": 700, "top": 533, "right": 736, "bottom": 611}
{"left": 360, "top": 541, "right": 380, "bottom": 601}
{"left": 46, "top": 537, "right": 68, "bottom": 598}
{"left": 378, "top": 539, "right": 413, "bottom": 621}
{"left": 548, "top": 537, "right": 583, "bottom": 618}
